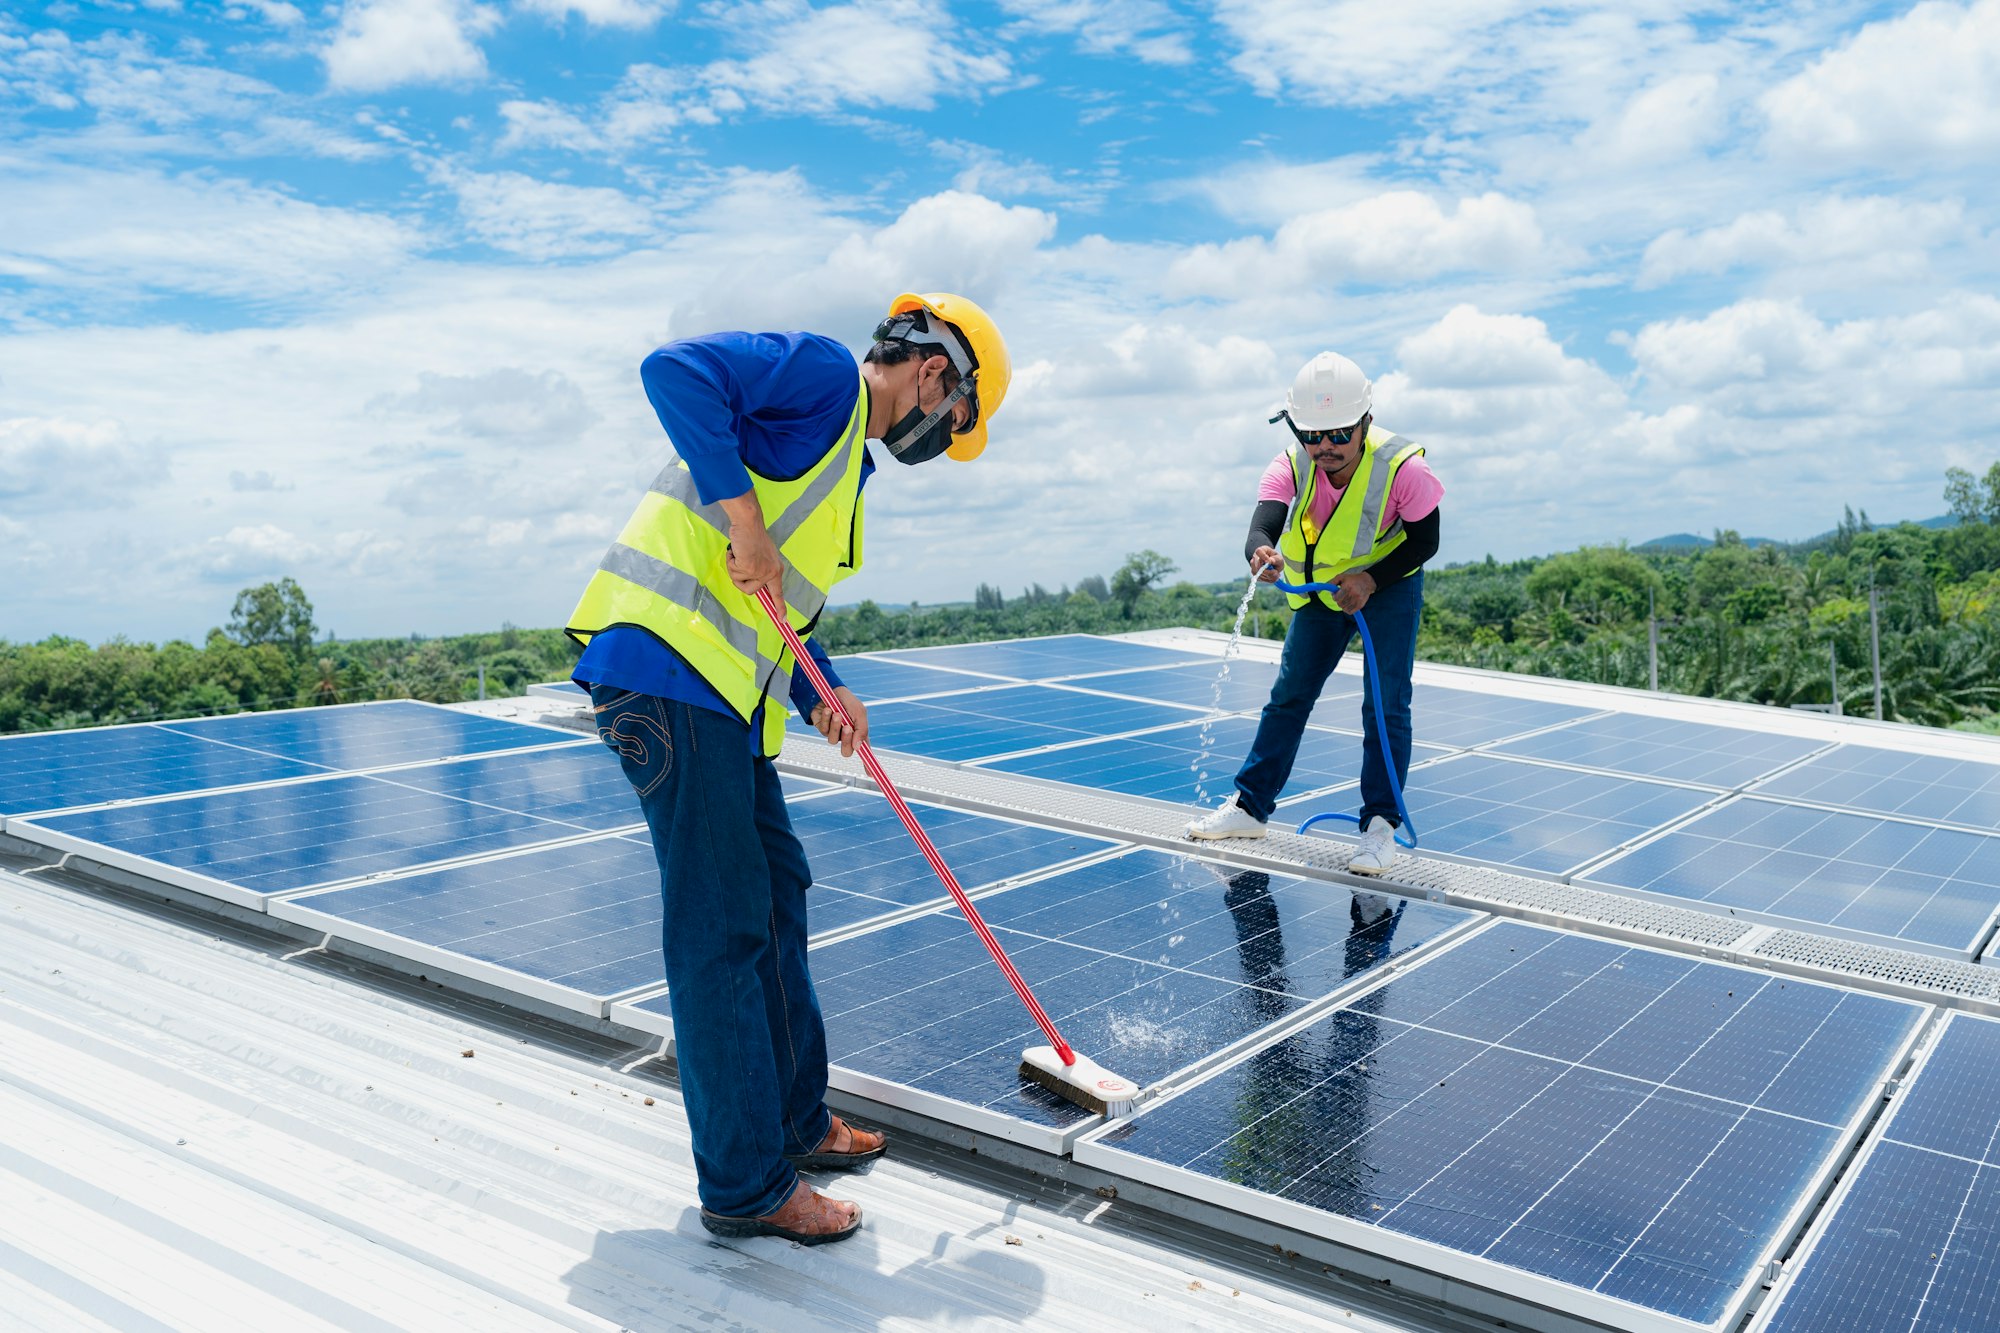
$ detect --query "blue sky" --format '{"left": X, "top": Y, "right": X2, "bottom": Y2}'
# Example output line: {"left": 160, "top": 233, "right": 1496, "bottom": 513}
{"left": 3, "top": 0, "right": 1998, "bottom": 642}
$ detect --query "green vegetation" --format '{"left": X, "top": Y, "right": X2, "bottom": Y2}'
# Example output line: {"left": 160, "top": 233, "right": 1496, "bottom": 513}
{"left": 7, "top": 470, "right": 2000, "bottom": 736}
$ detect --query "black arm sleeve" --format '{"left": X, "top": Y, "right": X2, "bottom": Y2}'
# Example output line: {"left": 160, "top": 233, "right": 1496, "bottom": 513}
{"left": 1364, "top": 506, "right": 1441, "bottom": 587}
{"left": 1243, "top": 500, "right": 1287, "bottom": 566}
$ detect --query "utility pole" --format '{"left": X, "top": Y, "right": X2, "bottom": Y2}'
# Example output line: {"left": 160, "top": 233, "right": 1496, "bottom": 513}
{"left": 1830, "top": 641, "right": 1841, "bottom": 717}
{"left": 1868, "top": 579, "right": 1883, "bottom": 721}
{"left": 1648, "top": 586, "right": 1659, "bottom": 692}
{"left": 477, "top": 663, "right": 487, "bottom": 701}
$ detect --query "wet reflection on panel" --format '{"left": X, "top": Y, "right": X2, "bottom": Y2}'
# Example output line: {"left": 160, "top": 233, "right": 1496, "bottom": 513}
{"left": 1093, "top": 920, "right": 1924, "bottom": 1328}
{"left": 805, "top": 848, "right": 1472, "bottom": 1131}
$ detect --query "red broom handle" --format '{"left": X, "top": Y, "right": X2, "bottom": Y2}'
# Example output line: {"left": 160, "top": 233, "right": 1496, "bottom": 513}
{"left": 754, "top": 585, "right": 1076, "bottom": 1066}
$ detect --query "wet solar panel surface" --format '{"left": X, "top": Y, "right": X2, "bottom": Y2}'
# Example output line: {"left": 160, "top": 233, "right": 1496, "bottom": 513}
{"left": 1757, "top": 1013, "right": 2000, "bottom": 1333}
{"left": 1089, "top": 921, "right": 1923, "bottom": 1329}
{"left": 638, "top": 848, "right": 1471, "bottom": 1132}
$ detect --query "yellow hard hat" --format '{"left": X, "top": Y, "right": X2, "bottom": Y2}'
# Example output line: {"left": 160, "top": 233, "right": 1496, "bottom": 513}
{"left": 884, "top": 291, "right": 1011, "bottom": 461}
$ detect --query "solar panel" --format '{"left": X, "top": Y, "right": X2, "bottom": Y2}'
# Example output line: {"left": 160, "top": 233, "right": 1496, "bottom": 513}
{"left": 1581, "top": 797, "right": 2000, "bottom": 957}
{"left": 981, "top": 715, "right": 1452, "bottom": 807}
{"left": 631, "top": 848, "right": 1473, "bottom": 1148}
{"left": 819, "top": 654, "right": 1007, "bottom": 701}
{"left": 0, "top": 723, "right": 325, "bottom": 818}
{"left": 1062, "top": 660, "right": 1348, "bottom": 714}
{"left": 370, "top": 743, "right": 643, "bottom": 831}
{"left": 787, "top": 789, "right": 1115, "bottom": 935}
{"left": 863, "top": 684, "right": 1202, "bottom": 763}
{"left": 1755, "top": 1012, "right": 1999, "bottom": 1333}
{"left": 1080, "top": 920, "right": 1925, "bottom": 1333}
{"left": 1492, "top": 713, "right": 1825, "bottom": 788}
{"left": 869, "top": 635, "right": 1213, "bottom": 679}
{"left": 1408, "top": 683, "right": 1602, "bottom": 749}
{"left": 18, "top": 774, "right": 582, "bottom": 904}
{"left": 276, "top": 833, "right": 671, "bottom": 1011}
{"left": 159, "top": 700, "right": 569, "bottom": 771}
{"left": 1752, "top": 744, "right": 2000, "bottom": 831}
{"left": 277, "top": 785, "right": 1107, "bottom": 1012}
{"left": 1296, "top": 754, "right": 1715, "bottom": 876}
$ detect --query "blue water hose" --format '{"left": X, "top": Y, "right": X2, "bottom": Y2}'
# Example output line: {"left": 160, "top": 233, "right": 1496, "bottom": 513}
{"left": 1269, "top": 576, "right": 1419, "bottom": 850}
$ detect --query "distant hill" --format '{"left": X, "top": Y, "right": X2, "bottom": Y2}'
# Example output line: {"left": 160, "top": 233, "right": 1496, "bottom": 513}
{"left": 1634, "top": 532, "right": 1785, "bottom": 552}
{"left": 1638, "top": 514, "right": 1959, "bottom": 553}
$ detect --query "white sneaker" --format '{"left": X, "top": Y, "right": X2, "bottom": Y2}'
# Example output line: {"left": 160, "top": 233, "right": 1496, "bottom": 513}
{"left": 1186, "top": 793, "right": 1268, "bottom": 841}
{"left": 1348, "top": 817, "right": 1397, "bottom": 876}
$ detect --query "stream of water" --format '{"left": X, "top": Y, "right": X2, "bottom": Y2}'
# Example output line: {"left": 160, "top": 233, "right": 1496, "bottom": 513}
{"left": 1189, "top": 567, "right": 1268, "bottom": 807}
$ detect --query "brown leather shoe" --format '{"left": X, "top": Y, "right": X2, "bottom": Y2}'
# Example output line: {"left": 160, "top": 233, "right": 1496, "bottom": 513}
{"left": 785, "top": 1114, "right": 887, "bottom": 1171}
{"left": 700, "top": 1179, "right": 861, "bottom": 1245}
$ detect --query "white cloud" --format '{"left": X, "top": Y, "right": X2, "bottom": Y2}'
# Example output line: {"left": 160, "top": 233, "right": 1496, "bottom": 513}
{"left": 497, "top": 98, "right": 608, "bottom": 152}
{"left": 0, "top": 417, "right": 166, "bottom": 507}
{"left": 225, "top": 1, "right": 307, "bottom": 25}
{"left": 370, "top": 367, "right": 600, "bottom": 444}
{"left": 323, "top": 0, "right": 500, "bottom": 93}
{"left": 178, "top": 523, "right": 317, "bottom": 581}
{"left": 1762, "top": 0, "right": 2000, "bottom": 160}
{"left": 1166, "top": 191, "right": 1546, "bottom": 298}
{"left": 0, "top": 155, "right": 424, "bottom": 308}
{"left": 698, "top": 0, "right": 1011, "bottom": 116}
{"left": 431, "top": 166, "right": 659, "bottom": 259}
{"left": 1630, "top": 295, "right": 2000, "bottom": 416}
{"left": 0, "top": 28, "right": 277, "bottom": 127}
{"left": 515, "top": 0, "right": 672, "bottom": 28}
{"left": 816, "top": 191, "right": 1057, "bottom": 306}
{"left": 1639, "top": 197, "right": 1975, "bottom": 289}
{"left": 997, "top": 0, "right": 1192, "bottom": 65}
{"left": 1576, "top": 72, "right": 1726, "bottom": 167}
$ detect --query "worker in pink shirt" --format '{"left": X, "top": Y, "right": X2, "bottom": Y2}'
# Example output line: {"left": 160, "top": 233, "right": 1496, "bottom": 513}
{"left": 1187, "top": 352, "right": 1444, "bottom": 876}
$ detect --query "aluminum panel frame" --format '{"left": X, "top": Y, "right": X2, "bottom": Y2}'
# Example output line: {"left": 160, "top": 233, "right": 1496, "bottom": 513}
{"left": 1745, "top": 1009, "right": 1964, "bottom": 1333}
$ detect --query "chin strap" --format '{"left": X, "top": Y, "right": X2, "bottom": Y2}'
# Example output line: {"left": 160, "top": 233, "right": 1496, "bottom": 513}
{"left": 883, "top": 376, "right": 975, "bottom": 458}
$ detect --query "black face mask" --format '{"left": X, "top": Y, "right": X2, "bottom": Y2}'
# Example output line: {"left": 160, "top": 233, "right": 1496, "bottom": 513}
{"left": 884, "top": 406, "right": 954, "bottom": 465}
{"left": 881, "top": 374, "right": 975, "bottom": 466}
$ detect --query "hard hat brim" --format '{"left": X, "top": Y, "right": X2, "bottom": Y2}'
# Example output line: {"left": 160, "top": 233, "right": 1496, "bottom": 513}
{"left": 946, "top": 420, "right": 987, "bottom": 461}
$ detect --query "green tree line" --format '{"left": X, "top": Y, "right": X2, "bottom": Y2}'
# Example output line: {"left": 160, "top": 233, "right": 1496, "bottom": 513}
{"left": 6, "top": 464, "right": 2000, "bottom": 735}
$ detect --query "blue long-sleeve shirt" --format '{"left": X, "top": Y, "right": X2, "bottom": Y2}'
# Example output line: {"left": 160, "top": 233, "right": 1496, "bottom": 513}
{"left": 574, "top": 331, "right": 873, "bottom": 729}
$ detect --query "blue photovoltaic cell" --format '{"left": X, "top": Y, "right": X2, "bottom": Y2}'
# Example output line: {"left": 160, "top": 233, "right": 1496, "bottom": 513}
{"left": 639, "top": 848, "right": 1470, "bottom": 1131}
{"left": 865, "top": 684, "right": 1201, "bottom": 763}
{"left": 985, "top": 715, "right": 1451, "bottom": 807}
{"left": 1063, "top": 661, "right": 1303, "bottom": 714}
{"left": 1583, "top": 797, "right": 2000, "bottom": 955}
{"left": 1408, "top": 683, "right": 1601, "bottom": 749}
{"left": 1301, "top": 754, "right": 1714, "bottom": 875}
{"left": 1753, "top": 744, "right": 2000, "bottom": 830}
{"left": 1092, "top": 921, "right": 1923, "bottom": 1330}
{"left": 1492, "top": 712, "right": 1824, "bottom": 788}
{"left": 788, "top": 789, "right": 1114, "bottom": 935}
{"left": 290, "top": 834, "right": 671, "bottom": 998}
{"left": 26, "top": 774, "right": 578, "bottom": 896}
{"left": 0, "top": 724, "right": 325, "bottom": 816}
{"left": 372, "top": 743, "right": 643, "bottom": 831}
{"left": 821, "top": 654, "right": 1005, "bottom": 701}
{"left": 871, "top": 635, "right": 1213, "bottom": 679}
{"left": 160, "top": 700, "right": 567, "bottom": 771}
{"left": 1759, "top": 1014, "right": 2000, "bottom": 1333}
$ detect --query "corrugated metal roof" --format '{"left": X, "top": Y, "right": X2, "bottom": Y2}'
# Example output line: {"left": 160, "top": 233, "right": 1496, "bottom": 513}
{"left": 1, "top": 856, "right": 1493, "bottom": 1333}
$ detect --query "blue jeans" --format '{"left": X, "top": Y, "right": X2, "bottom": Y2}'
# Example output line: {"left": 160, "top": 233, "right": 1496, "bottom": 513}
{"left": 591, "top": 686, "right": 831, "bottom": 1218}
{"left": 1234, "top": 570, "right": 1423, "bottom": 826}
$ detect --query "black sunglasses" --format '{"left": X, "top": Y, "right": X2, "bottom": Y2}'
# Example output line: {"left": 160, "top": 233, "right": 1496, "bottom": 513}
{"left": 1284, "top": 413, "right": 1367, "bottom": 447}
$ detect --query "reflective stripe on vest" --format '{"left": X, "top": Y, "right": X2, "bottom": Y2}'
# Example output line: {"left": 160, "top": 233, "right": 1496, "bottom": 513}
{"left": 1278, "top": 428, "right": 1424, "bottom": 612}
{"left": 565, "top": 372, "right": 868, "bottom": 754}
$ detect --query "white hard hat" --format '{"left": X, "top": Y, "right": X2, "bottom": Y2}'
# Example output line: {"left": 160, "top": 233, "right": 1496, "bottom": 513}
{"left": 1284, "top": 351, "right": 1372, "bottom": 430}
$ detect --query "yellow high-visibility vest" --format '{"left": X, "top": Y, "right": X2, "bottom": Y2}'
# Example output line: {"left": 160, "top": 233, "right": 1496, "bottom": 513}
{"left": 565, "top": 373, "right": 869, "bottom": 755}
{"left": 1278, "top": 426, "right": 1425, "bottom": 612}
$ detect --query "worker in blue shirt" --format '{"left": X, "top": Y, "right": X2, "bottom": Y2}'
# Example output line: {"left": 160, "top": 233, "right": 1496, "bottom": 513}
{"left": 567, "top": 294, "right": 1012, "bottom": 1246}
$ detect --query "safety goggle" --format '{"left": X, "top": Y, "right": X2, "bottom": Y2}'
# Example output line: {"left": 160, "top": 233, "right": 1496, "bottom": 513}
{"left": 875, "top": 310, "right": 981, "bottom": 434}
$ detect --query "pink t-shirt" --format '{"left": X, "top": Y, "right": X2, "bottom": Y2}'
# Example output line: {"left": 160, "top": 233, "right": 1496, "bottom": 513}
{"left": 1258, "top": 435, "right": 1444, "bottom": 535}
